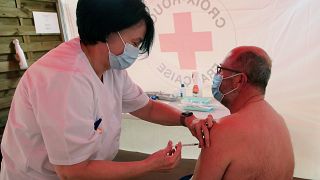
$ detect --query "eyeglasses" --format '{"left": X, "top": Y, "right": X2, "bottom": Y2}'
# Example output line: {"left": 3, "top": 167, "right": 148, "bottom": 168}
{"left": 216, "top": 64, "right": 242, "bottom": 74}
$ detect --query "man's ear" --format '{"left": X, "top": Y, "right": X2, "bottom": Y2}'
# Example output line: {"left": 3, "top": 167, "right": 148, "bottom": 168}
{"left": 233, "top": 73, "right": 247, "bottom": 87}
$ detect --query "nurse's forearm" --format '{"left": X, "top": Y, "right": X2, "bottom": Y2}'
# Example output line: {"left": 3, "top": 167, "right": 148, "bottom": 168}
{"left": 131, "top": 100, "right": 192, "bottom": 126}
{"left": 55, "top": 159, "right": 152, "bottom": 180}
{"left": 133, "top": 100, "right": 182, "bottom": 125}
{"left": 148, "top": 100, "right": 183, "bottom": 125}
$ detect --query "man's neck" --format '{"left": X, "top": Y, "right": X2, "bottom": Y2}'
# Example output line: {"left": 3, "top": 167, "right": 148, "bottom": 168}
{"left": 229, "top": 88, "right": 264, "bottom": 113}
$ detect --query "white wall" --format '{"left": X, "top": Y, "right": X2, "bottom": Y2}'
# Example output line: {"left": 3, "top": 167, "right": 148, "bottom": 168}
{"left": 60, "top": 0, "right": 320, "bottom": 179}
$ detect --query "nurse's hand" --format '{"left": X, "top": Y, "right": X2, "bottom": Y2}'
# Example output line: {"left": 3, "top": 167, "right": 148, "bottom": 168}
{"left": 144, "top": 140, "right": 182, "bottom": 172}
{"left": 186, "top": 114, "right": 215, "bottom": 148}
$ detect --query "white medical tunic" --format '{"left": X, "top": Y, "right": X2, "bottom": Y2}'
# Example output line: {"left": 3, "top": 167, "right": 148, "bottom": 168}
{"left": 0, "top": 38, "right": 149, "bottom": 180}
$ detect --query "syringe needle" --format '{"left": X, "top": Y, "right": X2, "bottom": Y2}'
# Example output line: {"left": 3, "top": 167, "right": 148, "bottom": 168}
{"left": 182, "top": 143, "right": 199, "bottom": 147}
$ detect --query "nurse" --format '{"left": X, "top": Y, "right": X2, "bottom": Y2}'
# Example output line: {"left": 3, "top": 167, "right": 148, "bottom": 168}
{"left": 0, "top": 0, "right": 214, "bottom": 179}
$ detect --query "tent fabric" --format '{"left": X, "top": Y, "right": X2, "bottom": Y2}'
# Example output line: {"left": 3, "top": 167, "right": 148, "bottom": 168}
{"left": 59, "top": 0, "right": 320, "bottom": 179}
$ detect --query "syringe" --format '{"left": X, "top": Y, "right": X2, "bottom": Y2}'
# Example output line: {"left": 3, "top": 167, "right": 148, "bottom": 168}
{"left": 182, "top": 143, "right": 199, "bottom": 147}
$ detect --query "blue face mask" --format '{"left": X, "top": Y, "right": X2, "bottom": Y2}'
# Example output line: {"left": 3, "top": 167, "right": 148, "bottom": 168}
{"left": 212, "top": 73, "right": 241, "bottom": 102}
{"left": 107, "top": 32, "right": 139, "bottom": 70}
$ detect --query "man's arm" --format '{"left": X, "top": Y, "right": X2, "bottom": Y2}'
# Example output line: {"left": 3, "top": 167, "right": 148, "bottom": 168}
{"left": 192, "top": 118, "right": 234, "bottom": 179}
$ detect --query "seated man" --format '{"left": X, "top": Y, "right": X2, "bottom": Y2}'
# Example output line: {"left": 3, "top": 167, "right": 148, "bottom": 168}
{"left": 192, "top": 46, "right": 294, "bottom": 179}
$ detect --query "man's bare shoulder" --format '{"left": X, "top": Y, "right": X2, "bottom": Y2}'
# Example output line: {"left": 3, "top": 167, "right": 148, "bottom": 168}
{"left": 206, "top": 112, "right": 262, "bottom": 164}
{"left": 192, "top": 113, "right": 247, "bottom": 180}
{"left": 206, "top": 113, "right": 248, "bottom": 157}
{"left": 212, "top": 112, "right": 248, "bottom": 139}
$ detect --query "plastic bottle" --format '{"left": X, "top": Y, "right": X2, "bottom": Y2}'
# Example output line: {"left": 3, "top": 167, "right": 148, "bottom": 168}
{"left": 12, "top": 39, "right": 28, "bottom": 70}
{"left": 192, "top": 72, "right": 202, "bottom": 97}
{"left": 180, "top": 83, "right": 186, "bottom": 98}
{"left": 192, "top": 84, "right": 199, "bottom": 97}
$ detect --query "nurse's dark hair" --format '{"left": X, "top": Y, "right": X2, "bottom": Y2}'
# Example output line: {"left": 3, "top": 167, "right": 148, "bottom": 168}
{"left": 230, "top": 46, "right": 272, "bottom": 94}
{"left": 76, "top": 0, "right": 154, "bottom": 54}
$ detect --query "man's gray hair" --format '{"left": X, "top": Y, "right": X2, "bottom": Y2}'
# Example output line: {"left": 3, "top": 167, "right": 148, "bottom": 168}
{"left": 231, "top": 47, "right": 272, "bottom": 94}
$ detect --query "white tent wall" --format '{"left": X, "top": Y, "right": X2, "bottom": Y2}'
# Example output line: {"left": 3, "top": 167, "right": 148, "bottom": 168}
{"left": 59, "top": 0, "right": 320, "bottom": 179}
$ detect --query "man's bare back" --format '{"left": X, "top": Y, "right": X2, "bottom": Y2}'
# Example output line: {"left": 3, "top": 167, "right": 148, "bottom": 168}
{"left": 193, "top": 100, "right": 294, "bottom": 180}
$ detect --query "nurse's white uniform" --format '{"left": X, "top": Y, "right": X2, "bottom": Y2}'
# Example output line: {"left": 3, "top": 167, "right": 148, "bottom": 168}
{"left": 0, "top": 38, "right": 149, "bottom": 180}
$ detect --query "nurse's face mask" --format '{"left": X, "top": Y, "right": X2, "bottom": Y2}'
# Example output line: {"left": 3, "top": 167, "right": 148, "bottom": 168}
{"left": 212, "top": 64, "right": 244, "bottom": 102}
{"left": 107, "top": 32, "right": 139, "bottom": 70}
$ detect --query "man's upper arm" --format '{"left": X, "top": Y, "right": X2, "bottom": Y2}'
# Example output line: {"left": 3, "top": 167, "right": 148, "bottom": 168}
{"left": 192, "top": 118, "right": 235, "bottom": 179}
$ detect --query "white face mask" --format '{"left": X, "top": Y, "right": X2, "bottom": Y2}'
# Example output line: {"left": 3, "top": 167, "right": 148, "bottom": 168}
{"left": 107, "top": 32, "right": 139, "bottom": 70}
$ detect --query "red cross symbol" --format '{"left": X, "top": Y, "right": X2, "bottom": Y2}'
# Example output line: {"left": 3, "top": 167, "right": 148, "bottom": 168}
{"left": 159, "top": 12, "right": 213, "bottom": 70}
